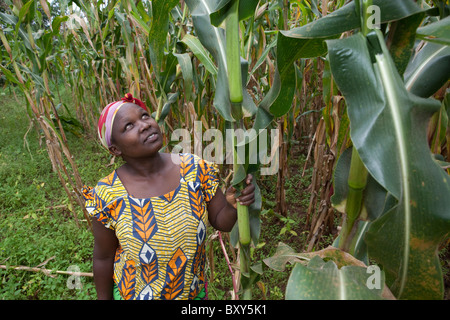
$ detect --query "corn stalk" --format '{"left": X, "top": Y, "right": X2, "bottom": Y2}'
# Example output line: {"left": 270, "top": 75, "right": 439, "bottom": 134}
{"left": 336, "top": 0, "right": 371, "bottom": 253}
{"left": 184, "top": 0, "right": 263, "bottom": 299}
{"left": 225, "top": 0, "right": 252, "bottom": 299}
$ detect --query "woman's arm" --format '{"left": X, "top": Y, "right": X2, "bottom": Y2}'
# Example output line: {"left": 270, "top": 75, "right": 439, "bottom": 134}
{"left": 91, "top": 218, "right": 119, "bottom": 300}
{"left": 207, "top": 174, "right": 255, "bottom": 232}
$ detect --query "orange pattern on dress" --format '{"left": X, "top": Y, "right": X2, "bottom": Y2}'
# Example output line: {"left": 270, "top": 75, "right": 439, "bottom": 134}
{"left": 161, "top": 248, "right": 187, "bottom": 300}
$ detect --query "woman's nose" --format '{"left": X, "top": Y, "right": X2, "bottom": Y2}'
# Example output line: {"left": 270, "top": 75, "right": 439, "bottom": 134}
{"left": 139, "top": 119, "right": 151, "bottom": 131}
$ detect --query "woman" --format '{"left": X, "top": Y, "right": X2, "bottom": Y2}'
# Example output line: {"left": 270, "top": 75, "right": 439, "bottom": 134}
{"left": 83, "top": 93, "right": 255, "bottom": 300}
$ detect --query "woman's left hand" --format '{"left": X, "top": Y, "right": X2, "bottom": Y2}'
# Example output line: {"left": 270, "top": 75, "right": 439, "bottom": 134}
{"left": 225, "top": 174, "right": 255, "bottom": 207}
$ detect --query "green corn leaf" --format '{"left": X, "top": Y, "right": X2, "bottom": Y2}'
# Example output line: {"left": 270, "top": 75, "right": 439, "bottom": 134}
{"left": 154, "top": 92, "right": 179, "bottom": 125}
{"left": 181, "top": 34, "right": 218, "bottom": 76}
{"left": 327, "top": 30, "right": 450, "bottom": 299}
{"left": 148, "top": 0, "right": 179, "bottom": 79}
{"left": 209, "top": 0, "right": 259, "bottom": 27}
{"left": 173, "top": 53, "right": 194, "bottom": 102}
{"left": 331, "top": 147, "right": 390, "bottom": 261}
{"left": 126, "top": 0, "right": 151, "bottom": 34}
{"left": 404, "top": 41, "right": 450, "bottom": 98}
{"left": 0, "top": 64, "right": 23, "bottom": 89}
{"left": 416, "top": 15, "right": 450, "bottom": 46}
{"left": 332, "top": 148, "right": 389, "bottom": 223}
{"left": 51, "top": 16, "right": 69, "bottom": 36}
{"left": 18, "top": 0, "right": 35, "bottom": 26}
{"left": 286, "top": 256, "right": 386, "bottom": 300}
{"left": 387, "top": 12, "right": 425, "bottom": 76}
{"left": 265, "top": 243, "right": 391, "bottom": 300}
{"left": 129, "top": 9, "right": 150, "bottom": 35}
{"left": 0, "top": 12, "right": 34, "bottom": 51}
{"left": 249, "top": 36, "right": 277, "bottom": 79}
{"left": 17, "top": 63, "right": 45, "bottom": 92}
{"left": 236, "top": 0, "right": 259, "bottom": 21}
{"left": 160, "top": 52, "right": 178, "bottom": 93}
{"left": 185, "top": 0, "right": 233, "bottom": 121}
{"left": 0, "top": 27, "right": 12, "bottom": 59}
{"left": 269, "top": 0, "right": 425, "bottom": 118}
{"left": 101, "top": 3, "right": 120, "bottom": 41}
{"left": 263, "top": 242, "right": 310, "bottom": 272}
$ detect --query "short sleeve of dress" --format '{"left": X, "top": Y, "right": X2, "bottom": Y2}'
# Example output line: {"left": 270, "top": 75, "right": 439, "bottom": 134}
{"left": 198, "top": 159, "right": 220, "bottom": 203}
{"left": 82, "top": 185, "right": 115, "bottom": 230}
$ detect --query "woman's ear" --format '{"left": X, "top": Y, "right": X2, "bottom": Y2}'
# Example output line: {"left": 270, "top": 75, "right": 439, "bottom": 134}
{"left": 108, "top": 145, "right": 122, "bottom": 157}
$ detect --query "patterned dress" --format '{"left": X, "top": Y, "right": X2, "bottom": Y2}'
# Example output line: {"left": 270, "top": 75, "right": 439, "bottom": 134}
{"left": 82, "top": 153, "right": 219, "bottom": 300}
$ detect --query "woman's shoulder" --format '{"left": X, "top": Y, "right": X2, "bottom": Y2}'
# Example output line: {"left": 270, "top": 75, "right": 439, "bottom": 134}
{"left": 97, "top": 170, "right": 115, "bottom": 182}
{"left": 96, "top": 170, "right": 119, "bottom": 188}
{"left": 82, "top": 170, "right": 124, "bottom": 210}
{"left": 92, "top": 170, "right": 126, "bottom": 199}
{"left": 82, "top": 170, "right": 117, "bottom": 197}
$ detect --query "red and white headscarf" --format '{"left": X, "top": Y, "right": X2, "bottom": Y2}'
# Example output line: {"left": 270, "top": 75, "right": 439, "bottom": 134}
{"left": 97, "top": 93, "right": 147, "bottom": 149}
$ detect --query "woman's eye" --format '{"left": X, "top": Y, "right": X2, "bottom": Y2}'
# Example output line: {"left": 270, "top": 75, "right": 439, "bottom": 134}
{"left": 125, "top": 123, "right": 133, "bottom": 130}
{"left": 142, "top": 113, "right": 150, "bottom": 119}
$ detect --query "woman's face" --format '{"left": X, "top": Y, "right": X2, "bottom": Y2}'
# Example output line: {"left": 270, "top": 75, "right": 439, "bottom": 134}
{"left": 109, "top": 103, "right": 163, "bottom": 159}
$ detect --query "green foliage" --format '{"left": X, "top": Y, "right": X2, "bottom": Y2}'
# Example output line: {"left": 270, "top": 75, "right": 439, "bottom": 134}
{"left": 329, "top": 29, "right": 450, "bottom": 299}
{"left": 266, "top": 0, "right": 450, "bottom": 300}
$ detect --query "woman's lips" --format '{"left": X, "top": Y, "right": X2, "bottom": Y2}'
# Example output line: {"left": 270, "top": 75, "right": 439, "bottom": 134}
{"left": 144, "top": 132, "right": 157, "bottom": 143}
